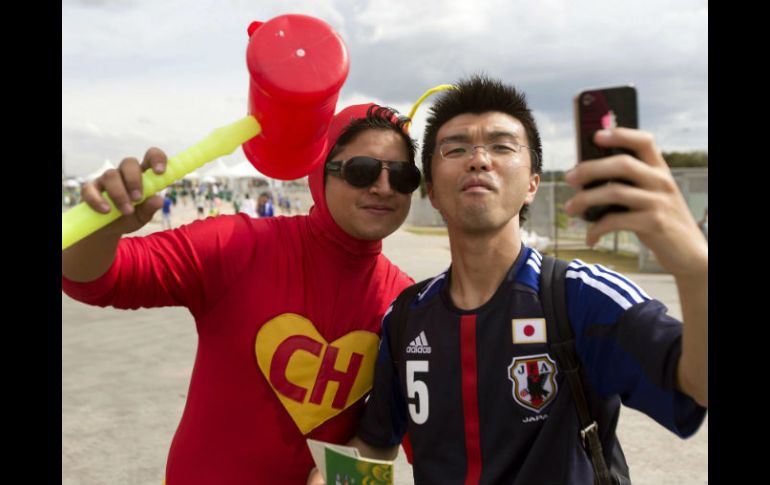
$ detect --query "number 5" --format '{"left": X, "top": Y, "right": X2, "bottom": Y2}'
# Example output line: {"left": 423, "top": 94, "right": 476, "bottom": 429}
{"left": 406, "top": 360, "right": 429, "bottom": 424}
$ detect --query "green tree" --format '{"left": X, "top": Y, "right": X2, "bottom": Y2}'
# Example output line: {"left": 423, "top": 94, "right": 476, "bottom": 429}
{"left": 542, "top": 170, "right": 566, "bottom": 182}
{"left": 662, "top": 151, "right": 708, "bottom": 167}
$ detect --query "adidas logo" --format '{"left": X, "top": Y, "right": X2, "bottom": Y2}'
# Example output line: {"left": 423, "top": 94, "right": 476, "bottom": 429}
{"left": 406, "top": 331, "right": 432, "bottom": 354}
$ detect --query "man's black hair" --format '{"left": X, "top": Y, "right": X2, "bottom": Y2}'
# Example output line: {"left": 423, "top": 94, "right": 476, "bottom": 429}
{"left": 421, "top": 74, "right": 542, "bottom": 223}
{"left": 326, "top": 105, "right": 417, "bottom": 167}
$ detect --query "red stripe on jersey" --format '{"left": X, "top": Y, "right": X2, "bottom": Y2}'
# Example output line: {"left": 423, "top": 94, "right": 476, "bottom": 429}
{"left": 460, "top": 315, "right": 482, "bottom": 484}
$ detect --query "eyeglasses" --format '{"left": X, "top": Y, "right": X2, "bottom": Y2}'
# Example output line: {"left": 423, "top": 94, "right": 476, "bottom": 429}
{"left": 438, "top": 141, "right": 539, "bottom": 164}
{"left": 326, "top": 156, "right": 422, "bottom": 194}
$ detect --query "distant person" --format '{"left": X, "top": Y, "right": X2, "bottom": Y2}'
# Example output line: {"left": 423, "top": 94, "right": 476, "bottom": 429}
{"left": 294, "top": 197, "right": 303, "bottom": 214}
{"left": 281, "top": 193, "right": 292, "bottom": 214}
{"left": 209, "top": 195, "right": 222, "bottom": 217}
{"left": 239, "top": 193, "right": 257, "bottom": 218}
{"left": 206, "top": 187, "right": 216, "bottom": 214}
{"left": 258, "top": 192, "right": 274, "bottom": 218}
{"left": 196, "top": 197, "right": 205, "bottom": 220}
{"left": 161, "top": 193, "right": 173, "bottom": 230}
{"left": 232, "top": 194, "right": 241, "bottom": 214}
{"left": 180, "top": 185, "right": 189, "bottom": 207}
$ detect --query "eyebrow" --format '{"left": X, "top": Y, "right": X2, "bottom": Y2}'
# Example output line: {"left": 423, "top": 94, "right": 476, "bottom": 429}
{"left": 439, "top": 130, "right": 521, "bottom": 144}
{"left": 488, "top": 131, "right": 520, "bottom": 141}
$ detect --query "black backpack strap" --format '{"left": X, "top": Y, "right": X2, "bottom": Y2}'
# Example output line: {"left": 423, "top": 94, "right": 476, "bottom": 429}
{"left": 540, "top": 255, "right": 613, "bottom": 485}
{"left": 387, "top": 278, "right": 432, "bottom": 366}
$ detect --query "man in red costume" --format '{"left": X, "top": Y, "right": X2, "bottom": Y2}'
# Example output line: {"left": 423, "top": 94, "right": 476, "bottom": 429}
{"left": 62, "top": 104, "right": 421, "bottom": 484}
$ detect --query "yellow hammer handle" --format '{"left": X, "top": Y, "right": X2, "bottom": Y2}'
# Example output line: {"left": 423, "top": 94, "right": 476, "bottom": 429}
{"left": 62, "top": 116, "right": 261, "bottom": 250}
{"left": 405, "top": 84, "right": 457, "bottom": 129}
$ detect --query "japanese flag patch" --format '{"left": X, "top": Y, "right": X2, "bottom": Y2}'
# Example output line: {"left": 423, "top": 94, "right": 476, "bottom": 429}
{"left": 512, "top": 318, "right": 547, "bottom": 344}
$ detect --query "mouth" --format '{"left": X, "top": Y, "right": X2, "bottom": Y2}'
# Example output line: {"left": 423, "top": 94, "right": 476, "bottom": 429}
{"left": 360, "top": 204, "right": 396, "bottom": 215}
{"left": 461, "top": 178, "right": 495, "bottom": 192}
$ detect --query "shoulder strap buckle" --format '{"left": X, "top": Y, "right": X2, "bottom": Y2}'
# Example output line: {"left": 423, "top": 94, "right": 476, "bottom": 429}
{"left": 580, "top": 420, "right": 599, "bottom": 448}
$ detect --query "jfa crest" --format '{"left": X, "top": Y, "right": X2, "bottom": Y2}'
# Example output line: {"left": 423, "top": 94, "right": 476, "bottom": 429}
{"left": 507, "top": 353, "right": 558, "bottom": 413}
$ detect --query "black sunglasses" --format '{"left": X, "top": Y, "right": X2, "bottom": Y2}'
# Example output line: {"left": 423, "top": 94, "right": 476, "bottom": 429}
{"left": 326, "top": 156, "right": 421, "bottom": 194}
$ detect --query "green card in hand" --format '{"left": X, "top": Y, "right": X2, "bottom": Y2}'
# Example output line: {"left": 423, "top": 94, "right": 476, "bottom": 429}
{"left": 324, "top": 446, "right": 393, "bottom": 485}
{"left": 307, "top": 438, "right": 394, "bottom": 485}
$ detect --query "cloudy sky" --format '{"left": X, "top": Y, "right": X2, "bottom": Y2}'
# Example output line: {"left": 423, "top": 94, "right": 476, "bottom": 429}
{"left": 62, "top": 0, "right": 707, "bottom": 178}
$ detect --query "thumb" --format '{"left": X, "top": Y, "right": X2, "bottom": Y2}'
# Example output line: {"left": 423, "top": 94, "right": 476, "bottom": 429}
{"left": 134, "top": 195, "right": 164, "bottom": 225}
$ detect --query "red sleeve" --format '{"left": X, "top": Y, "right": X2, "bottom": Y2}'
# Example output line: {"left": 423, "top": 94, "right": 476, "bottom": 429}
{"left": 61, "top": 214, "right": 268, "bottom": 316}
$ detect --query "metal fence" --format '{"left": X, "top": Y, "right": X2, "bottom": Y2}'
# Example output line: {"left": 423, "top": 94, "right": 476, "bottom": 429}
{"left": 407, "top": 167, "right": 708, "bottom": 272}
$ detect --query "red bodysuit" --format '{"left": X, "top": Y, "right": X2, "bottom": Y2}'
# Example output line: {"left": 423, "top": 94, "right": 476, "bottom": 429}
{"left": 62, "top": 104, "right": 414, "bottom": 484}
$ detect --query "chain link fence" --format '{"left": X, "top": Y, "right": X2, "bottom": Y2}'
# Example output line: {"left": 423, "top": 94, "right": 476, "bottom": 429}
{"left": 408, "top": 167, "right": 707, "bottom": 272}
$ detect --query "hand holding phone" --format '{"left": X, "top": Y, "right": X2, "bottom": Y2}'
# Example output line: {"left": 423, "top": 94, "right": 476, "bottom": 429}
{"left": 573, "top": 85, "right": 638, "bottom": 222}
{"left": 565, "top": 94, "right": 708, "bottom": 286}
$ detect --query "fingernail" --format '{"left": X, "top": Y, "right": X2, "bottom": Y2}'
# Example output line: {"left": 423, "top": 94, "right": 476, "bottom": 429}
{"left": 596, "top": 129, "right": 611, "bottom": 139}
{"left": 564, "top": 200, "right": 574, "bottom": 214}
{"left": 155, "top": 164, "right": 165, "bottom": 173}
{"left": 565, "top": 170, "right": 576, "bottom": 184}
{"left": 121, "top": 203, "right": 135, "bottom": 214}
{"left": 100, "top": 203, "right": 111, "bottom": 213}
{"left": 131, "top": 190, "right": 142, "bottom": 201}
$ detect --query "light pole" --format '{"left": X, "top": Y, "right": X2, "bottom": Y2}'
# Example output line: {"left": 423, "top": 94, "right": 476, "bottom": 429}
{"left": 552, "top": 167, "right": 559, "bottom": 259}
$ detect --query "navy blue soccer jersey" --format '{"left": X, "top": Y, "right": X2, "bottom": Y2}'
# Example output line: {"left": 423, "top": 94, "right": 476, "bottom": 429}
{"left": 358, "top": 246, "right": 706, "bottom": 484}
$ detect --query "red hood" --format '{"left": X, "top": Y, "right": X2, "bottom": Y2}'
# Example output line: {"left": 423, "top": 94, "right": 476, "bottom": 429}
{"left": 307, "top": 103, "right": 386, "bottom": 257}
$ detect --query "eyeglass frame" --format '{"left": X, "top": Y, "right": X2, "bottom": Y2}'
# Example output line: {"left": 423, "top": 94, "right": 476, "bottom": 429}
{"left": 437, "top": 141, "right": 540, "bottom": 164}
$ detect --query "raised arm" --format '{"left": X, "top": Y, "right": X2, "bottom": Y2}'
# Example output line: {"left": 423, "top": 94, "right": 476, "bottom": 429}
{"left": 564, "top": 128, "right": 708, "bottom": 407}
{"left": 62, "top": 148, "right": 168, "bottom": 282}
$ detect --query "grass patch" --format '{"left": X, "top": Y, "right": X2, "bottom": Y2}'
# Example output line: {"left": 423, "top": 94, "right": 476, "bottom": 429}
{"left": 543, "top": 248, "right": 639, "bottom": 273}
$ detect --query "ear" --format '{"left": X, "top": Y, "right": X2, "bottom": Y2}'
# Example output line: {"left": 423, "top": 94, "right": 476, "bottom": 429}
{"left": 426, "top": 181, "right": 440, "bottom": 210}
{"left": 523, "top": 173, "right": 540, "bottom": 205}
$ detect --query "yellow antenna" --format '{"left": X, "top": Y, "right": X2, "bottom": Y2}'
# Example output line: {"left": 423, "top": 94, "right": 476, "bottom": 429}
{"left": 405, "top": 84, "right": 457, "bottom": 130}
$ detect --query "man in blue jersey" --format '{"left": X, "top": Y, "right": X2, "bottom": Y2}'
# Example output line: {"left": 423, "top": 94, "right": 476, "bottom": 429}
{"left": 308, "top": 74, "right": 707, "bottom": 485}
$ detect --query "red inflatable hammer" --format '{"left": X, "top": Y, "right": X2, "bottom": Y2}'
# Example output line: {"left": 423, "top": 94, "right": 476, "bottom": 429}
{"left": 62, "top": 14, "right": 350, "bottom": 250}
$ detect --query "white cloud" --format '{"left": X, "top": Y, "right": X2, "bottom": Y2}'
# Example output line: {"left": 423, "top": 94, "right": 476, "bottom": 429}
{"left": 63, "top": 0, "right": 707, "bottom": 175}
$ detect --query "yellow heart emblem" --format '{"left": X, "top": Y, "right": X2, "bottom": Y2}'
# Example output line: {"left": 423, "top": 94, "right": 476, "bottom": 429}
{"left": 255, "top": 313, "right": 379, "bottom": 435}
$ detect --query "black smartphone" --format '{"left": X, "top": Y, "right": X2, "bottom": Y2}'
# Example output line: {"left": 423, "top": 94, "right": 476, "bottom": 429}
{"left": 573, "top": 85, "right": 638, "bottom": 222}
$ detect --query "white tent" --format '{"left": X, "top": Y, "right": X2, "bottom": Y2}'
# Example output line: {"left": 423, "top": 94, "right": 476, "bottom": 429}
{"left": 201, "top": 159, "right": 232, "bottom": 178}
{"left": 227, "top": 160, "right": 268, "bottom": 180}
{"left": 183, "top": 171, "right": 201, "bottom": 181}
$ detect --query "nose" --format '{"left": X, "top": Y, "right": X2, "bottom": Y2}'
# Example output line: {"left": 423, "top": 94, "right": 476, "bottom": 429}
{"left": 369, "top": 166, "right": 395, "bottom": 196}
{"left": 467, "top": 145, "right": 491, "bottom": 172}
